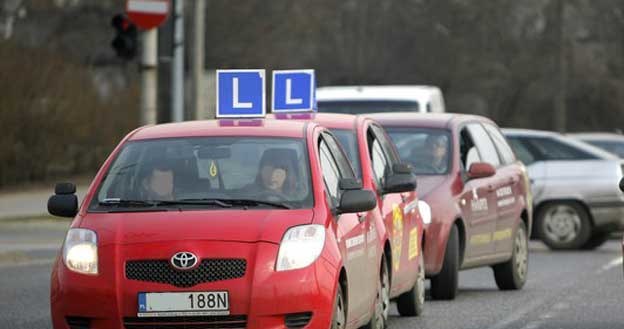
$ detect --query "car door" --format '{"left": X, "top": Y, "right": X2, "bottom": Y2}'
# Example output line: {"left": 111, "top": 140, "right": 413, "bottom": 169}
{"left": 483, "top": 123, "right": 523, "bottom": 254}
{"left": 367, "top": 124, "right": 419, "bottom": 292}
{"left": 318, "top": 133, "right": 372, "bottom": 322}
{"left": 459, "top": 124, "right": 499, "bottom": 258}
{"left": 366, "top": 125, "right": 409, "bottom": 289}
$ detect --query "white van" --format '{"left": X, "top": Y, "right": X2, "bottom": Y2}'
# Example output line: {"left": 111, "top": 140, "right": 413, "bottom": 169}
{"left": 316, "top": 85, "right": 445, "bottom": 114}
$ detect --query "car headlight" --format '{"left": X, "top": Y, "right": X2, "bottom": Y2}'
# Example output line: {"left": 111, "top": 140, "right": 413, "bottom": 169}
{"left": 418, "top": 201, "right": 432, "bottom": 225}
{"left": 276, "top": 224, "right": 325, "bottom": 271}
{"left": 63, "top": 229, "right": 98, "bottom": 275}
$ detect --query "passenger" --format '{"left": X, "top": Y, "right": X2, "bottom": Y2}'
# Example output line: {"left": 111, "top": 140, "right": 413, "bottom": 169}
{"left": 140, "top": 162, "right": 175, "bottom": 201}
{"left": 252, "top": 149, "right": 298, "bottom": 197}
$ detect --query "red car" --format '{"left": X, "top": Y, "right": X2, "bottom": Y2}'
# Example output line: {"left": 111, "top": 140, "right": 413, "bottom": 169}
{"left": 47, "top": 119, "right": 413, "bottom": 329}
{"left": 370, "top": 113, "right": 532, "bottom": 300}
{"left": 272, "top": 113, "right": 426, "bottom": 319}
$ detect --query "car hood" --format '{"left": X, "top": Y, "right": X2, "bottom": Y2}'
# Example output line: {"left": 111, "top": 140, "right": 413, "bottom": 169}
{"left": 78, "top": 209, "right": 315, "bottom": 246}
{"left": 416, "top": 175, "right": 447, "bottom": 199}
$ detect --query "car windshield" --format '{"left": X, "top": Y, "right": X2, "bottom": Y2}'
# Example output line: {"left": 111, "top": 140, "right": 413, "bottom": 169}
{"left": 318, "top": 100, "right": 420, "bottom": 114}
{"left": 90, "top": 137, "right": 313, "bottom": 211}
{"left": 330, "top": 129, "right": 361, "bottom": 178}
{"left": 385, "top": 127, "right": 452, "bottom": 175}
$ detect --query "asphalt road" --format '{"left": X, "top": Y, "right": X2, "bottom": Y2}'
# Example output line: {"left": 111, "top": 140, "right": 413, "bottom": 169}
{"left": 1, "top": 220, "right": 623, "bottom": 329}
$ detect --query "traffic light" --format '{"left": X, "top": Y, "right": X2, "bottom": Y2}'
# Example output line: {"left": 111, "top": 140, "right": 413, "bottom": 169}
{"left": 111, "top": 14, "right": 138, "bottom": 60}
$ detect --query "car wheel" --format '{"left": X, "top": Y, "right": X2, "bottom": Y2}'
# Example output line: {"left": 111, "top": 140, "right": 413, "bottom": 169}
{"left": 430, "top": 225, "right": 459, "bottom": 300}
{"left": 363, "top": 255, "right": 390, "bottom": 329}
{"left": 397, "top": 252, "right": 425, "bottom": 316}
{"left": 493, "top": 221, "right": 528, "bottom": 290}
{"left": 536, "top": 202, "right": 592, "bottom": 250}
{"left": 581, "top": 231, "right": 610, "bottom": 250}
{"left": 331, "top": 284, "right": 346, "bottom": 329}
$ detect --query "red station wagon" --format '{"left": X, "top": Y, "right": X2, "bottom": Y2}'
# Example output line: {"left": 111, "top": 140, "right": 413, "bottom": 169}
{"left": 272, "top": 113, "right": 426, "bottom": 321}
{"left": 48, "top": 119, "right": 396, "bottom": 329}
{"left": 370, "top": 113, "right": 533, "bottom": 300}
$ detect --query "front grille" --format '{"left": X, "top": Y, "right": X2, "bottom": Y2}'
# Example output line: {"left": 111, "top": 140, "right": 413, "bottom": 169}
{"left": 66, "top": 316, "right": 90, "bottom": 329}
{"left": 126, "top": 259, "right": 246, "bottom": 288}
{"left": 124, "top": 315, "right": 247, "bottom": 329}
{"left": 285, "top": 312, "right": 313, "bottom": 328}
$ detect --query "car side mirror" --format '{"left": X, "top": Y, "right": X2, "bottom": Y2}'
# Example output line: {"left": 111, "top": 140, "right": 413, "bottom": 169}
{"left": 48, "top": 183, "right": 78, "bottom": 218}
{"left": 338, "top": 189, "right": 377, "bottom": 214}
{"left": 620, "top": 177, "right": 624, "bottom": 193}
{"left": 383, "top": 172, "right": 417, "bottom": 194}
{"left": 467, "top": 162, "right": 496, "bottom": 180}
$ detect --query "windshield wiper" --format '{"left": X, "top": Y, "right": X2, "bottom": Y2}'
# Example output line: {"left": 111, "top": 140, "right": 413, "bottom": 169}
{"left": 222, "top": 199, "right": 292, "bottom": 209}
{"left": 162, "top": 199, "right": 233, "bottom": 208}
{"left": 99, "top": 199, "right": 160, "bottom": 207}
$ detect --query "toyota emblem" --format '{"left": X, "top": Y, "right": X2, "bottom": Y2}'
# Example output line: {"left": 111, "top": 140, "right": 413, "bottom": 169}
{"left": 170, "top": 252, "right": 199, "bottom": 270}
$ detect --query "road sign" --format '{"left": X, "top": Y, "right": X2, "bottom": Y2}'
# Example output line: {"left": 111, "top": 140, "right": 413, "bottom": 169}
{"left": 216, "top": 70, "right": 266, "bottom": 118}
{"left": 126, "top": 0, "right": 170, "bottom": 30}
{"left": 272, "top": 70, "right": 316, "bottom": 113}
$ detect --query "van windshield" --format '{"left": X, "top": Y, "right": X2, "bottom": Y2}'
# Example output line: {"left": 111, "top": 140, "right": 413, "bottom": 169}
{"left": 318, "top": 100, "right": 420, "bottom": 114}
{"left": 90, "top": 137, "right": 313, "bottom": 212}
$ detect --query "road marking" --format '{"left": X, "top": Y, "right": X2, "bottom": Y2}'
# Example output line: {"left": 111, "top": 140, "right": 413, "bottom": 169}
{"left": 597, "top": 256, "right": 623, "bottom": 274}
{"left": 521, "top": 321, "right": 543, "bottom": 329}
{"left": 486, "top": 296, "right": 547, "bottom": 329}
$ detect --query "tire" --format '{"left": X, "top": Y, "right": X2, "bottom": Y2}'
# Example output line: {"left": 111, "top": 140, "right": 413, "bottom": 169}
{"left": 363, "top": 255, "right": 390, "bottom": 329}
{"left": 581, "top": 232, "right": 610, "bottom": 250}
{"left": 331, "top": 283, "right": 346, "bottom": 329}
{"left": 535, "top": 201, "right": 592, "bottom": 250}
{"left": 493, "top": 221, "right": 529, "bottom": 290}
{"left": 397, "top": 252, "right": 425, "bottom": 316}
{"left": 430, "top": 225, "right": 459, "bottom": 300}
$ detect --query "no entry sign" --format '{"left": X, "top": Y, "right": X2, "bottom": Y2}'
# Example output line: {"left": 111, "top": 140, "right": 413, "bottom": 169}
{"left": 126, "top": 0, "right": 170, "bottom": 30}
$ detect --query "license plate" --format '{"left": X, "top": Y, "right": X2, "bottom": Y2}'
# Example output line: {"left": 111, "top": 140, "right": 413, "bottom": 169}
{"left": 137, "top": 291, "right": 229, "bottom": 317}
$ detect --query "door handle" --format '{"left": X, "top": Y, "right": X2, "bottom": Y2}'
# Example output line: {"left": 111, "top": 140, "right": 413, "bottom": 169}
{"left": 487, "top": 184, "right": 496, "bottom": 192}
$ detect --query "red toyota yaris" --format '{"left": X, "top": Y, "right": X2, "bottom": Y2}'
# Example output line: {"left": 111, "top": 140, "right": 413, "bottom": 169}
{"left": 272, "top": 113, "right": 425, "bottom": 320}
{"left": 47, "top": 119, "right": 403, "bottom": 329}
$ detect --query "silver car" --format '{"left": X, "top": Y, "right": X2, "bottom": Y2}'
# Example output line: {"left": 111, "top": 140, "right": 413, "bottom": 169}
{"left": 503, "top": 128, "right": 624, "bottom": 250}
{"left": 568, "top": 132, "right": 624, "bottom": 158}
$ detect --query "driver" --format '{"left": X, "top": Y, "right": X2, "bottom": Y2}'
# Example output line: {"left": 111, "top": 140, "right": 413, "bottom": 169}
{"left": 258, "top": 159, "right": 293, "bottom": 195}
{"left": 140, "top": 162, "right": 175, "bottom": 201}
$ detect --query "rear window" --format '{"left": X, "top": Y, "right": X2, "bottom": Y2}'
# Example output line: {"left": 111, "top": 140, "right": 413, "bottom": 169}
{"left": 584, "top": 140, "right": 624, "bottom": 158}
{"left": 318, "top": 100, "right": 420, "bottom": 114}
{"left": 90, "top": 137, "right": 313, "bottom": 211}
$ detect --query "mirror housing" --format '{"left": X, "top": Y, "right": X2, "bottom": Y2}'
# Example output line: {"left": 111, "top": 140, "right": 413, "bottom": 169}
{"left": 467, "top": 162, "right": 496, "bottom": 180}
{"left": 338, "top": 189, "right": 377, "bottom": 214}
{"left": 383, "top": 172, "right": 417, "bottom": 194}
{"left": 392, "top": 163, "right": 414, "bottom": 175}
{"left": 48, "top": 183, "right": 78, "bottom": 218}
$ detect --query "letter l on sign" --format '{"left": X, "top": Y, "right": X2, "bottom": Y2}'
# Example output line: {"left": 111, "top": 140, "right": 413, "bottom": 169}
{"left": 285, "top": 79, "right": 303, "bottom": 105}
{"left": 232, "top": 78, "right": 252, "bottom": 109}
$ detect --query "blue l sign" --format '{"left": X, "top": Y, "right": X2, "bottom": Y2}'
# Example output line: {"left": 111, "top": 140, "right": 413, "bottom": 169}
{"left": 216, "top": 69, "right": 266, "bottom": 118}
{"left": 272, "top": 70, "right": 316, "bottom": 112}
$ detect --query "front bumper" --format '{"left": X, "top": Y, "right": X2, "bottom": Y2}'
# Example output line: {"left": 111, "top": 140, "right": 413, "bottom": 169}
{"left": 51, "top": 241, "right": 338, "bottom": 329}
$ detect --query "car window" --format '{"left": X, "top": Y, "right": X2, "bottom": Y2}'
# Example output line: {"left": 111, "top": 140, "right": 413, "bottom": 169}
{"left": 386, "top": 127, "right": 451, "bottom": 175}
{"left": 525, "top": 137, "right": 598, "bottom": 161}
{"left": 367, "top": 128, "right": 389, "bottom": 186}
{"left": 330, "top": 129, "right": 361, "bottom": 178}
{"left": 371, "top": 124, "right": 401, "bottom": 165}
{"left": 319, "top": 139, "right": 342, "bottom": 205}
{"left": 323, "top": 133, "right": 356, "bottom": 180}
{"left": 460, "top": 127, "right": 481, "bottom": 170}
{"left": 318, "top": 100, "right": 420, "bottom": 114}
{"left": 507, "top": 138, "right": 537, "bottom": 165}
{"left": 467, "top": 123, "right": 501, "bottom": 167}
{"left": 483, "top": 123, "right": 516, "bottom": 165}
{"left": 91, "top": 137, "right": 313, "bottom": 210}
